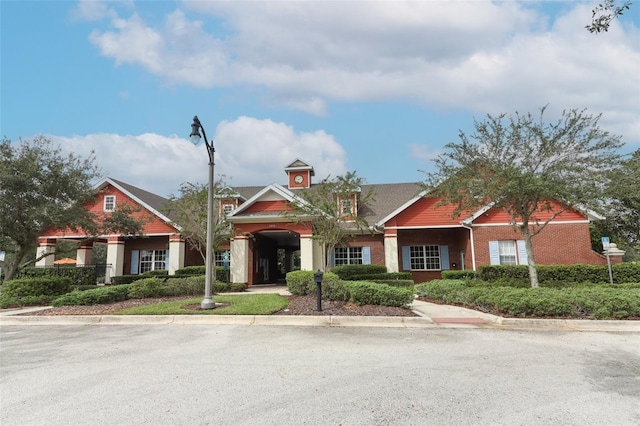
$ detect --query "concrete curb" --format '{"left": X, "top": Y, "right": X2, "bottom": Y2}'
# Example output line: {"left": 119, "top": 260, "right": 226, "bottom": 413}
{"left": 3, "top": 314, "right": 637, "bottom": 331}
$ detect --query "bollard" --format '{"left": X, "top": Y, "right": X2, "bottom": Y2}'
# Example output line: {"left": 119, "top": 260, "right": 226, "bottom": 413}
{"left": 314, "top": 269, "right": 324, "bottom": 312}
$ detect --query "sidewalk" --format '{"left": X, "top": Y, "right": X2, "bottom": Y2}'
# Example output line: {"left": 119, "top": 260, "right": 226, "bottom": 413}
{"left": 1, "top": 285, "right": 639, "bottom": 331}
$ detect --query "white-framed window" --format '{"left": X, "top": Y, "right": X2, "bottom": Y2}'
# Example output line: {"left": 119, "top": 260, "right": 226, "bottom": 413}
{"left": 334, "top": 247, "right": 363, "bottom": 266}
{"left": 409, "top": 245, "right": 441, "bottom": 271}
{"left": 489, "top": 240, "right": 528, "bottom": 266}
{"left": 222, "top": 203, "right": 234, "bottom": 216}
{"left": 498, "top": 241, "right": 517, "bottom": 265}
{"left": 215, "top": 250, "right": 231, "bottom": 267}
{"left": 340, "top": 199, "right": 353, "bottom": 215}
{"left": 104, "top": 195, "right": 116, "bottom": 212}
{"left": 139, "top": 249, "right": 167, "bottom": 273}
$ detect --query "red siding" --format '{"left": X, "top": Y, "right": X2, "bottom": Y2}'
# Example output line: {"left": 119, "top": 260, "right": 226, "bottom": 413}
{"left": 42, "top": 184, "right": 177, "bottom": 237}
{"left": 473, "top": 202, "right": 586, "bottom": 225}
{"left": 244, "top": 200, "right": 293, "bottom": 213}
{"left": 391, "top": 197, "right": 468, "bottom": 227}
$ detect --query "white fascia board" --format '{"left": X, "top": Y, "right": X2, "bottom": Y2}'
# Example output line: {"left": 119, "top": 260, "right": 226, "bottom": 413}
{"left": 230, "top": 183, "right": 301, "bottom": 216}
{"left": 98, "top": 178, "right": 181, "bottom": 232}
{"left": 375, "top": 190, "right": 429, "bottom": 228}
{"left": 462, "top": 202, "right": 496, "bottom": 226}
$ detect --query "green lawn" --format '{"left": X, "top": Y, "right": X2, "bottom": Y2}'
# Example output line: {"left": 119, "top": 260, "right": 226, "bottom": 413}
{"left": 115, "top": 293, "right": 289, "bottom": 315}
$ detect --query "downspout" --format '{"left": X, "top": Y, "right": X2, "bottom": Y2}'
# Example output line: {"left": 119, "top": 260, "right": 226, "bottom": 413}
{"left": 460, "top": 221, "right": 476, "bottom": 271}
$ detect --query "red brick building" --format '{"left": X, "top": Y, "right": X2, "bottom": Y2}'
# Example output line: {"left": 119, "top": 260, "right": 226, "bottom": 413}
{"left": 36, "top": 159, "right": 611, "bottom": 285}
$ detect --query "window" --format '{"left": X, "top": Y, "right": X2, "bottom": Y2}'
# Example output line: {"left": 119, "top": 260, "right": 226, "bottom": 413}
{"left": 498, "top": 241, "right": 517, "bottom": 265}
{"left": 215, "top": 250, "right": 231, "bottom": 267}
{"left": 409, "top": 245, "right": 441, "bottom": 270}
{"left": 222, "top": 204, "right": 234, "bottom": 216}
{"left": 334, "top": 247, "right": 363, "bottom": 266}
{"left": 104, "top": 195, "right": 116, "bottom": 212}
{"left": 340, "top": 199, "right": 353, "bottom": 215}
{"left": 489, "top": 240, "right": 527, "bottom": 266}
{"left": 139, "top": 250, "right": 166, "bottom": 273}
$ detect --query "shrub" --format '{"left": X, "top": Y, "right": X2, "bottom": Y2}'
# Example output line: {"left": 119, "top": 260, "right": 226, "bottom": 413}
{"left": 478, "top": 263, "right": 640, "bottom": 285}
{"left": 371, "top": 279, "right": 414, "bottom": 287}
{"left": 18, "top": 266, "right": 97, "bottom": 286}
{"left": 111, "top": 275, "right": 144, "bottom": 285}
{"left": 331, "top": 264, "right": 387, "bottom": 280}
{"left": 127, "top": 277, "right": 167, "bottom": 298}
{"left": 353, "top": 272, "right": 412, "bottom": 281}
{"left": 286, "top": 270, "right": 340, "bottom": 295}
{"left": 52, "top": 285, "right": 130, "bottom": 306}
{"left": 415, "top": 279, "right": 640, "bottom": 319}
{"left": 1, "top": 276, "right": 73, "bottom": 298}
{"left": 442, "top": 270, "right": 477, "bottom": 280}
{"left": 327, "top": 281, "right": 414, "bottom": 307}
{"left": 174, "top": 265, "right": 206, "bottom": 276}
{"left": 165, "top": 276, "right": 206, "bottom": 296}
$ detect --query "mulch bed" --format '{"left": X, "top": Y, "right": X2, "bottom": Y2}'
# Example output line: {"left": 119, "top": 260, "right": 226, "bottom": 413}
{"left": 16, "top": 295, "right": 418, "bottom": 317}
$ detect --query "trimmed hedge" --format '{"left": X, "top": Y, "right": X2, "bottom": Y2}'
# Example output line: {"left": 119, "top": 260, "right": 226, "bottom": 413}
{"left": 371, "top": 279, "right": 415, "bottom": 287}
{"left": 286, "top": 270, "right": 340, "bottom": 296}
{"left": 173, "top": 266, "right": 229, "bottom": 280}
{"left": 53, "top": 285, "right": 131, "bottom": 306}
{"left": 18, "top": 266, "right": 97, "bottom": 286}
{"left": 478, "top": 263, "right": 640, "bottom": 284}
{"left": 1, "top": 276, "right": 72, "bottom": 298}
{"left": 415, "top": 279, "right": 640, "bottom": 319}
{"left": 442, "top": 270, "right": 477, "bottom": 280}
{"left": 324, "top": 280, "right": 414, "bottom": 307}
{"left": 51, "top": 275, "right": 243, "bottom": 307}
{"left": 331, "top": 264, "right": 387, "bottom": 280}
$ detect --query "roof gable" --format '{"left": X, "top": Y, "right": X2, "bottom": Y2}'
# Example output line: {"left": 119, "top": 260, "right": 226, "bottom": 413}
{"left": 98, "top": 178, "right": 178, "bottom": 232}
{"left": 229, "top": 183, "right": 308, "bottom": 219}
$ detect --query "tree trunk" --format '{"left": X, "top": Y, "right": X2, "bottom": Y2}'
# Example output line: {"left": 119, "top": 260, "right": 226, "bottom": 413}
{"left": 4, "top": 246, "right": 30, "bottom": 281}
{"left": 522, "top": 226, "right": 539, "bottom": 288}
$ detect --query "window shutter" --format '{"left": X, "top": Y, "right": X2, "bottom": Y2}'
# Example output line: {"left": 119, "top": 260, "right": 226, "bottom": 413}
{"left": 330, "top": 249, "right": 336, "bottom": 268}
{"left": 131, "top": 250, "right": 139, "bottom": 274}
{"left": 165, "top": 249, "right": 170, "bottom": 270}
{"left": 516, "top": 240, "right": 528, "bottom": 266}
{"left": 439, "top": 245, "right": 450, "bottom": 270}
{"left": 488, "top": 241, "right": 500, "bottom": 265}
{"left": 401, "top": 246, "right": 411, "bottom": 270}
{"left": 362, "top": 247, "right": 371, "bottom": 265}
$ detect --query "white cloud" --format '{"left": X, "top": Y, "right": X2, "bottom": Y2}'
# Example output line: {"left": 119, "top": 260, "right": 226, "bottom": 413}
{"left": 50, "top": 117, "right": 347, "bottom": 196}
{"left": 84, "top": 1, "right": 639, "bottom": 144}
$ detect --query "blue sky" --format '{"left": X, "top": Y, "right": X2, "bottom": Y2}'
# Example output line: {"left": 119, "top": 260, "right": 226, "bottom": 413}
{"left": 2, "top": 1, "right": 639, "bottom": 197}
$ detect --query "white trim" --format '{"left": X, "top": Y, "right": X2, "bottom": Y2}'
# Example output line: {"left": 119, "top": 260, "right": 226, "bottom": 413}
{"left": 385, "top": 225, "right": 465, "bottom": 230}
{"left": 103, "top": 195, "right": 116, "bottom": 212}
{"left": 471, "top": 220, "right": 590, "bottom": 227}
{"left": 376, "top": 190, "right": 428, "bottom": 227}
{"left": 39, "top": 232, "right": 177, "bottom": 238}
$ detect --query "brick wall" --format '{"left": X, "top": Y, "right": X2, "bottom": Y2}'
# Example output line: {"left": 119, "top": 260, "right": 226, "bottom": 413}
{"left": 473, "top": 223, "right": 607, "bottom": 266}
{"left": 346, "top": 234, "right": 385, "bottom": 265}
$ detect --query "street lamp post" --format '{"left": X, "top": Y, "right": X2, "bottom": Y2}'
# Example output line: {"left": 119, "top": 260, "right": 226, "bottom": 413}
{"left": 190, "top": 115, "right": 216, "bottom": 310}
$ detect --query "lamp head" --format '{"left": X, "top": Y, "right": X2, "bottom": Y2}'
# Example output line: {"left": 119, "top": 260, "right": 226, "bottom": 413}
{"left": 190, "top": 116, "right": 202, "bottom": 145}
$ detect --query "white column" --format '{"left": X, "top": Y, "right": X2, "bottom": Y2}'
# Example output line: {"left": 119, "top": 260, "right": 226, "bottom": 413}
{"left": 299, "top": 234, "right": 315, "bottom": 271}
{"left": 35, "top": 238, "right": 56, "bottom": 267}
{"left": 312, "top": 239, "right": 323, "bottom": 271}
{"left": 384, "top": 234, "right": 399, "bottom": 273}
{"left": 168, "top": 235, "right": 185, "bottom": 276}
{"left": 231, "top": 236, "right": 249, "bottom": 284}
{"left": 106, "top": 237, "right": 125, "bottom": 283}
{"left": 76, "top": 243, "right": 93, "bottom": 266}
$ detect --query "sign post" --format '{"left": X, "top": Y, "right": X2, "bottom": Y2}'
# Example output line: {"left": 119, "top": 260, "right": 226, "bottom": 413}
{"left": 602, "top": 237, "right": 613, "bottom": 285}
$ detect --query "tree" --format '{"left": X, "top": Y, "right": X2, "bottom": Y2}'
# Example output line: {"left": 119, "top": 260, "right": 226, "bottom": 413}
{"left": 591, "top": 149, "right": 640, "bottom": 260}
{"left": 0, "top": 136, "right": 144, "bottom": 280}
{"left": 165, "top": 180, "right": 234, "bottom": 263}
{"left": 287, "top": 171, "right": 376, "bottom": 271}
{"left": 586, "top": 0, "right": 633, "bottom": 33}
{"left": 424, "top": 107, "right": 623, "bottom": 288}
